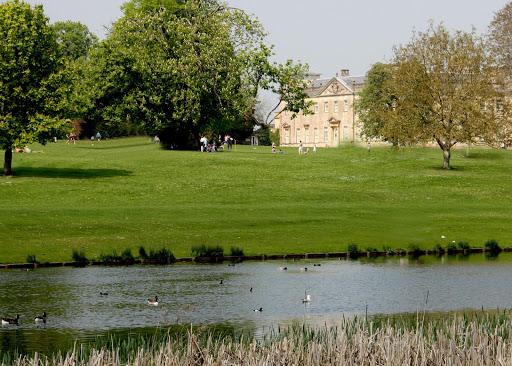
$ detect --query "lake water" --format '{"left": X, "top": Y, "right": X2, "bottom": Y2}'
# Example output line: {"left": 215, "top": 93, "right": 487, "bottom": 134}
{"left": 1, "top": 253, "right": 512, "bottom": 355}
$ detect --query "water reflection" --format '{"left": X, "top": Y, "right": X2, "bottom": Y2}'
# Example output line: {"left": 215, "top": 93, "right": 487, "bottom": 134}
{"left": 2, "top": 253, "right": 512, "bottom": 355}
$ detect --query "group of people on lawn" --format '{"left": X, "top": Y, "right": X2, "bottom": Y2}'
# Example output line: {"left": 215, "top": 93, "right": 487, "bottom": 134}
{"left": 200, "top": 134, "right": 234, "bottom": 152}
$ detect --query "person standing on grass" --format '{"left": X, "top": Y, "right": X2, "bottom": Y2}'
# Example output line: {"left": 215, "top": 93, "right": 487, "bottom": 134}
{"left": 313, "top": 144, "right": 316, "bottom": 152}
{"left": 298, "top": 141, "right": 303, "bottom": 155}
{"left": 96, "top": 131, "right": 101, "bottom": 141}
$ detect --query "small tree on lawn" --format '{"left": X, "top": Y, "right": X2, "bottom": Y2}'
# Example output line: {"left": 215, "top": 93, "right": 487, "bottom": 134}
{"left": 0, "top": 1, "right": 67, "bottom": 175}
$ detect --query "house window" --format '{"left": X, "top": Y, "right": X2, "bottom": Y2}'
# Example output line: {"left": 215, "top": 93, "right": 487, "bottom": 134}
{"left": 334, "top": 101, "right": 339, "bottom": 113}
{"left": 305, "top": 127, "right": 310, "bottom": 143}
{"left": 314, "top": 128, "right": 319, "bottom": 143}
{"left": 296, "top": 128, "right": 301, "bottom": 143}
{"left": 344, "top": 100, "right": 348, "bottom": 112}
{"left": 285, "top": 129, "right": 290, "bottom": 144}
{"left": 314, "top": 105, "right": 319, "bottom": 114}
{"left": 324, "top": 127, "right": 328, "bottom": 142}
{"left": 324, "top": 102, "right": 329, "bottom": 113}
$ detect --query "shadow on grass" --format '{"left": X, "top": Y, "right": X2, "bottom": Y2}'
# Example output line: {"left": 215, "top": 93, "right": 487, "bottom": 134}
{"left": 13, "top": 167, "right": 133, "bottom": 179}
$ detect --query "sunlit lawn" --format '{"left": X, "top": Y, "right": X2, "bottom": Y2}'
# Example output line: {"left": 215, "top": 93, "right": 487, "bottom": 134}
{"left": 1, "top": 137, "right": 512, "bottom": 263}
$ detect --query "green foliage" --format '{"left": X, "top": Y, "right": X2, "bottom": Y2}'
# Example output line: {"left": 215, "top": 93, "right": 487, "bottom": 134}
{"left": 138, "top": 246, "right": 149, "bottom": 260}
{"left": 98, "top": 249, "right": 134, "bottom": 262}
{"left": 26, "top": 254, "right": 37, "bottom": 264}
{"left": 99, "top": 251, "right": 122, "bottom": 261}
{"left": 347, "top": 243, "right": 360, "bottom": 258}
{"left": 53, "top": 21, "right": 98, "bottom": 60}
{"left": 72, "top": 250, "right": 88, "bottom": 262}
{"left": 485, "top": 239, "right": 501, "bottom": 254}
{"left": 75, "top": 1, "right": 311, "bottom": 149}
{"left": 361, "top": 22, "right": 511, "bottom": 169}
{"left": 121, "top": 248, "right": 134, "bottom": 261}
{"left": 121, "top": 0, "right": 192, "bottom": 17}
{"left": 230, "top": 246, "right": 244, "bottom": 257}
{"left": 433, "top": 244, "right": 444, "bottom": 253}
{"left": 148, "top": 247, "right": 175, "bottom": 262}
{"left": 0, "top": 1, "right": 70, "bottom": 175}
{"left": 356, "top": 62, "right": 395, "bottom": 142}
{"left": 457, "top": 241, "right": 470, "bottom": 250}
{"left": 365, "top": 247, "right": 378, "bottom": 253}
{"left": 407, "top": 244, "right": 422, "bottom": 257}
{"left": 191, "top": 244, "right": 224, "bottom": 258}
{"left": 382, "top": 245, "right": 394, "bottom": 254}
{"left": 446, "top": 242, "right": 457, "bottom": 254}
{"left": 270, "top": 129, "right": 280, "bottom": 146}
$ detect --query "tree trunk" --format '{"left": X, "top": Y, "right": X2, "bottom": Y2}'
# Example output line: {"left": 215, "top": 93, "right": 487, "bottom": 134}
{"left": 3, "top": 148, "right": 12, "bottom": 176}
{"left": 443, "top": 147, "right": 451, "bottom": 170}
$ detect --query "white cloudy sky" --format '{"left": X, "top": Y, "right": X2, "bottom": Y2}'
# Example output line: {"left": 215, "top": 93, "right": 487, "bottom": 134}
{"left": 21, "top": 0, "right": 510, "bottom": 78}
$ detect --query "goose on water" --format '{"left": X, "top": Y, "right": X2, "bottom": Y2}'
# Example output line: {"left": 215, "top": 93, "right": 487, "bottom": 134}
{"left": 1, "top": 315, "right": 19, "bottom": 325}
{"left": 148, "top": 296, "right": 159, "bottom": 306}
{"left": 35, "top": 312, "right": 47, "bottom": 323}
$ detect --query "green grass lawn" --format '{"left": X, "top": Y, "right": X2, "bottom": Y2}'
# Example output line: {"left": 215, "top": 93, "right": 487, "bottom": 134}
{"left": 1, "top": 137, "right": 512, "bottom": 263}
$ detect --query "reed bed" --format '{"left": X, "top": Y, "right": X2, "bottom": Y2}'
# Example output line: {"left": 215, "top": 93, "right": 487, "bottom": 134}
{"left": 5, "top": 312, "right": 512, "bottom": 365}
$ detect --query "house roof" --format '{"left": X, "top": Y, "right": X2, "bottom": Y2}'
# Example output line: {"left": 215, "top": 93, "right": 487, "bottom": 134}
{"left": 305, "top": 75, "right": 366, "bottom": 97}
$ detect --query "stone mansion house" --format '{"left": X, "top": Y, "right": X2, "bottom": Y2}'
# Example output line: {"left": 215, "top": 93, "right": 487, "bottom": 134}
{"left": 277, "top": 69, "right": 366, "bottom": 147}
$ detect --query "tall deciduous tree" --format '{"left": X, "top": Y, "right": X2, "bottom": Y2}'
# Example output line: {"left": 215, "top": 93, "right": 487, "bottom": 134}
{"left": 53, "top": 21, "right": 98, "bottom": 60}
{"left": 359, "top": 22, "right": 510, "bottom": 169}
{"left": 356, "top": 63, "right": 400, "bottom": 144}
{"left": 0, "top": 0, "right": 67, "bottom": 175}
{"left": 488, "top": 2, "right": 512, "bottom": 72}
{"left": 77, "top": 1, "right": 311, "bottom": 148}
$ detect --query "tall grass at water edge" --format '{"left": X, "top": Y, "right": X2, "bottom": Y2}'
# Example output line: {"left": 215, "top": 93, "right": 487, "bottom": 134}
{"left": 5, "top": 312, "right": 512, "bottom": 365}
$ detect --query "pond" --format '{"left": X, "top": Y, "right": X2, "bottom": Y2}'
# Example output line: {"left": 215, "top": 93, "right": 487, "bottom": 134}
{"left": 1, "top": 253, "right": 512, "bottom": 355}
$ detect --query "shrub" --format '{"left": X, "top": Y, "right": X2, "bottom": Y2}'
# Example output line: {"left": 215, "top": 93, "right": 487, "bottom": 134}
{"left": 99, "top": 251, "right": 121, "bottom": 261}
{"left": 121, "top": 248, "right": 134, "bottom": 261}
{"left": 433, "top": 244, "right": 444, "bottom": 254}
{"left": 408, "top": 244, "right": 422, "bottom": 257}
{"left": 485, "top": 239, "right": 501, "bottom": 254}
{"left": 457, "top": 241, "right": 470, "bottom": 250}
{"left": 366, "top": 247, "right": 378, "bottom": 253}
{"left": 347, "top": 243, "right": 360, "bottom": 259}
{"left": 382, "top": 246, "right": 394, "bottom": 255}
{"left": 191, "top": 244, "right": 224, "bottom": 258}
{"left": 148, "top": 247, "right": 175, "bottom": 263}
{"left": 26, "top": 254, "right": 37, "bottom": 264}
{"left": 446, "top": 242, "right": 457, "bottom": 254}
{"left": 72, "top": 250, "right": 88, "bottom": 262}
{"left": 191, "top": 244, "right": 206, "bottom": 257}
{"left": 138, "top": 246, "right": 149, "bottom": 260}
{"left": 230, "top": 246, "right": 244, "bottom": 256}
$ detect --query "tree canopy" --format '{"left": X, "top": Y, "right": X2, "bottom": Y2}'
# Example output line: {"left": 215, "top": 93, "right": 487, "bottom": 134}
{"left": 358, "top": 22, "right": 510, "bottom": 169}
{"left": 0, "top": 0, "right": 67, "bottom": 175}
{"left": 76, "top": 0, "right": 311, "bottom": 148}
{"left": 53, "top": 20, "right": 98, "bottom": 60}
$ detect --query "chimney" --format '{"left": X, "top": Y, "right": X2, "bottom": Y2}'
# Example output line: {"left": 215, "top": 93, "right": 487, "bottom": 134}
{"left": 341, "top": 69, "right": 350, "bottom": 77}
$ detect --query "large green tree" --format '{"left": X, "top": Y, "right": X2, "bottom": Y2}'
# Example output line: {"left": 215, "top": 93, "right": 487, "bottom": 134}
{"left": 0, "top": 0, "right": 67, "bottom": 175}
{"left": 358, "top": 23, "right": 510, "bottom": 169}
{"left": 77, "top": 1, "right": 311, "bottom": 148}
{"left": 53, "top": 20, "right": 98, "bottom": 60}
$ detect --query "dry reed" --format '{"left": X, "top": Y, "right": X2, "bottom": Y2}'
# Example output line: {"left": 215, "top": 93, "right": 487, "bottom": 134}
{"left": 5, "top": 313, "right": 512, "bottom": 365}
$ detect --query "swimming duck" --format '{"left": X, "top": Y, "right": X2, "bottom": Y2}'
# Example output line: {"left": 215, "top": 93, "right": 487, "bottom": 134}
{"left": 302, "top": 294, "right": 312, "bottom": 303}
{"left": 1, "top": 315, "right": 19, "bottom": 325}
{"left": 254, "top": 307, "right": 263, "bottom": 312}
{"left": 35, "top": 312, "right": 46, "bottom": 323}
{"left": 148, "top": 296, "right": 158, "bottom": 306}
